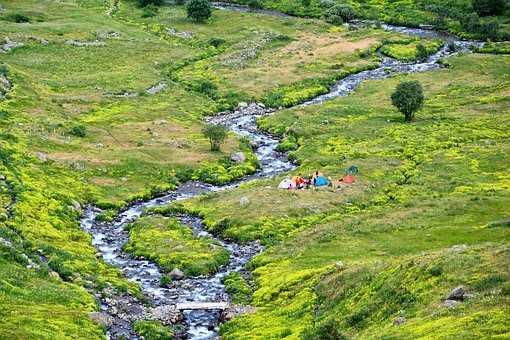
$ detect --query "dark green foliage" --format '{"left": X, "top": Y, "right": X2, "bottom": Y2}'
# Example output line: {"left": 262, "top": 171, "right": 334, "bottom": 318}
{"left": 0, "top": 65, "right": 7, "bottom": 76}
{"left": 247, "top": 0, "right": 263, "bottom": 9}
{"left": 208, "top": 37, "right": 226, "bottom": 47}
{"left": 391, "top": 80, "right": 424, "bottom": 122}
{"left": 141, "top": 4, "right": 159, "bottom": 17}
{"left": 222, "top": 272, "right": 252, "bottom": 304}
{"left": 416, "top": 43, "right": 429, "bottom": 62}
{"left": 160, "top": 275, "right": 172, "bottom": 287}
{"left": 186, "top": 0, "right": 212, "bottom": 22}
{"left": 472, "top": 0, "right": 506, "bottom": 16}
{"left": 324, "top": 4, "right": 357, "bottom": 24}
{"left": 301, "top": 317, "right": 347, "bottom": 340}
{"left": 175, "top": 0, "right": 186, "bottom": 4}
{"left": 3, "top": 13, "right": 31, "bottom": 23}
{"left": 133, "top": 320, "right": 173, "bottom": 340}
{"left": 202, "top": 124, "right": 228, "bottom": 151}
{"left": 138, "top": 0, "right": 163, "bottom": 7}
{"left": 192, "top": 79, "right": 218, "bottom": 99}
{"left": 69, "top": 125, "right": 86, "bottom": 138}
{"left": 429, "top": 265, "right": 443, "bottom": 277}
{"left": 301, "top": 0, "right": 311, "bottom": 7}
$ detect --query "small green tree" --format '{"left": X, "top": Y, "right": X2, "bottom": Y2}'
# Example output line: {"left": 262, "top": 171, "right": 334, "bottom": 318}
{"left": 416, "top": 43, "right": 428, "bottom": 62}
{"left": 391, "top": 81, "right": 424, "bottom": 122}
{"left": 202, "top": 124, "right": 228, "bottom": 151}
{"left": 187, "top": 0, "right": 212, "bottom": 22}
{"left": 324, "top": 4, "right": 357, "bottom": 25}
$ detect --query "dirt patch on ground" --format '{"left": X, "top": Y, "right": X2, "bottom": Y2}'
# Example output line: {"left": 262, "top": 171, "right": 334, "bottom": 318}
{"left": 277, "top": 33, "right": 376, "bottom": 61}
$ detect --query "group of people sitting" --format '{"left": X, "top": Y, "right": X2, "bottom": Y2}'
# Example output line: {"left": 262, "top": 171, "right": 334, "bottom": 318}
{"left": 278, "top": 167, "right": 357, "bottom": 190}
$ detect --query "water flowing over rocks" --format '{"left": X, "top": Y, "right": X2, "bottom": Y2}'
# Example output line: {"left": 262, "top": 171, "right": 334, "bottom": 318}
{"left": 81, "top": 10, "right": 484, "bottom": 338}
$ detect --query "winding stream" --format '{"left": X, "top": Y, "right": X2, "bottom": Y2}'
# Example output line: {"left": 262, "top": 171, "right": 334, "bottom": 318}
{"left": 81, "top": 6, "right": 482, "bottom": 339}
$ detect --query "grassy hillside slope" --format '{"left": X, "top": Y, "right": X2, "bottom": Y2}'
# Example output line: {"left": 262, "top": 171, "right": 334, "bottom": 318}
{"left": 0, "top": 0, "right": 508, "bottom": 338}
{"left": 176, "top": 54, "right": 510, "bottom": 338}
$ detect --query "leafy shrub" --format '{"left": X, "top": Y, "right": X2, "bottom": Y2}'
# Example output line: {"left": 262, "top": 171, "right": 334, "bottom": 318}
{"left": 391, "top": 80, "right": 424, "bottom": 122}
{"left": 202, "top": 124, "right": 228, "bottom": 151}
{"left": 319, "top": 0, "right": 336, "bottom": 8}
{"left": 192, "top": 79, "right": 218, "bottom": 99}
{"left": 208, "top": 37, "right": 226, "bottom": 47}
{"left": 138, "top": 0, "right": 162, "bottom": 7}
{"left": 3, "top": 13, "right": 31, "bottom": 23}
{"left": 175, "top": 0, "right": 186, "bottom": 4}
{"left": 324, "top": 9, "right": 343, "bottom": 25}
{"left": 186, "top": 0, "right": 212, "bottom": 22}
{"left": 246, "top": 0, "right": 263, "bottom": 9}
{"left": 302, "top": 318, "right": 348, "bottom": 340}
{"left": 0, "top": 65, "right": 7, "bottom": 76}
{"left": 472, "top": 0, "right": 506, "bottom": 16}
{"left": 69, "top": 125, "right": 86, "bottom": 137}
{"left": 141, "top": 4, "right": 158, "bottom": 17}
{"left": 159, "top": 275, "right": 172, "bottom": 287}
{"left": 222, "top": 272, "right": 252, "bottom": 304}
{"left": 416, "top": 43, "right": 428, "bottom": 61}
{"left": 324, "top": 4, "right": 357, "bottom": 24}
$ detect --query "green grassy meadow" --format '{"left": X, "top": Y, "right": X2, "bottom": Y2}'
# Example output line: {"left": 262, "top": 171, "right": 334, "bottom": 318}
{"left": 0, "top": 0, "right": 508, "bottom": 339}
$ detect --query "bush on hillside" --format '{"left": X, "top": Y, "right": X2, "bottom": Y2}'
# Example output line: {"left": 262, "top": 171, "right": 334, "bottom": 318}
{"left": 416, "top": 43, "right": 429, "bottom": 62}
{"left": 472, "top": 0, "right": 506, "bottom": 16}
{"left": 187, "top": 0, "right": 212, "bottom": 22}
{"left": 319, "top": 0, "right": 336, "bottom": 8}
{"left": 202, "top": 124, "right": 228, "bottom": 151}
{"left": 391, "top": 80, "right": 424, "bottom": 122}
{"left": 141, "top": 4, "right": 159, "bottom": 17}
{"left": 3, "top": 13, "right": 31, "bottom": 23}
{"left": 69, "top": 125, "right": 87, "bottom": 138}
{"left": 324, "top": 4, "right": 357, "bottom": 25}
{"left": 246, "top": 0, "right": 263, "bottom": 9}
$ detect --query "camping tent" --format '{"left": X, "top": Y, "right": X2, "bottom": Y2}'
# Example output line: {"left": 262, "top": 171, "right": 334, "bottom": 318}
{"left": 315, "top": 176, "right": 329, "bottom": 186}
{"left": 278, "top": 178, "right": 296, "bottom": 189}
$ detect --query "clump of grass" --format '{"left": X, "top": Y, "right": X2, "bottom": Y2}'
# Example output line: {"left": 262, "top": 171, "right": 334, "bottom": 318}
{"left": 222, "top": 272, "right": 253, "bottom": 304}
{"left": 133, "top": 320, "right": 173, "bottom": 340}
{"left": 3, "top": 13, "right": 30, "bottom": 23}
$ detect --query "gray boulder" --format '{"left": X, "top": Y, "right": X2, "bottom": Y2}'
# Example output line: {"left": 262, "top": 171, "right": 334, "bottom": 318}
{"left": 231, "top": 152, "right": 246, "bottom": 163}
{"left": 443, "top": 299, "right": 460, "bottom": 308}
{"left": 169, "top": 268, "right": 185, "bottom": 280}
{"left": 394, "top": 316, "right": 406, "bottom": 325}
{"left": 446, "top": 286, "right": 466, "bottom": 301}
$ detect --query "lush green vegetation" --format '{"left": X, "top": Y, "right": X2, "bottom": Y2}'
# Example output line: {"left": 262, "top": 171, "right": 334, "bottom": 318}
{"left": 0, "top": 0, "right": 508, "bottom": 338}
{"left": 379, "top": 38, "right": 443, "bottom": 62}
{"left": 124, "top": 215, "right": 229, "bottom": 276}
{"left": 224, "top": 0, "right": 510, "bottom": 40}
{"left": 175, "top": 54, "right": 510, "bottom": 338}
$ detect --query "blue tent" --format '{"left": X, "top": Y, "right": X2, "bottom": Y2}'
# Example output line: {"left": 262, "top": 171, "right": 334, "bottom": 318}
{"left": 315, "top": 176, "right": 329, "bottom": 186}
